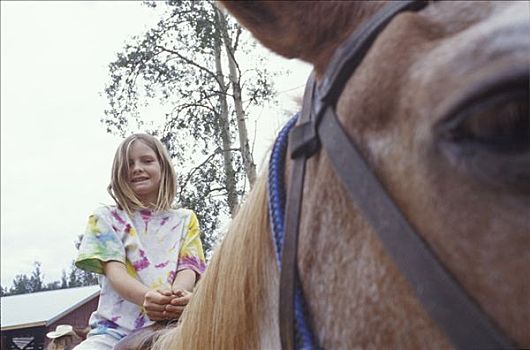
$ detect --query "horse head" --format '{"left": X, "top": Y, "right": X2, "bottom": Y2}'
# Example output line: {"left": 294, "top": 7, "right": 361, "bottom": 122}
{"left": 222, "top": 1, "right": 529, "bottom": 348}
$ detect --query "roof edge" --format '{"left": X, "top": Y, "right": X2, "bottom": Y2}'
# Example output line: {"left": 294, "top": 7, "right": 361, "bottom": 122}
{"left": 1, "top": 321, "right": 46, "bottom": 331}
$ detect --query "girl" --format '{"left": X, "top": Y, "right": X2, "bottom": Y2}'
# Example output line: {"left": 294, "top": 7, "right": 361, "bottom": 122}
{"left": 74, "top": 134, "right": 206, "bottom": 349}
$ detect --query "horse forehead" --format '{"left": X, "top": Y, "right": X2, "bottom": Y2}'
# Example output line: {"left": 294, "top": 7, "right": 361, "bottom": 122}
{"left": 413, "top": 1, "right": 529, "bottom": 81}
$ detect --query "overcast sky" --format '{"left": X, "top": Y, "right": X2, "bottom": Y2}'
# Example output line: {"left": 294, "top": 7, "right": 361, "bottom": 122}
{"left": 1, "top": 1, "right": 311, "bottom": 288}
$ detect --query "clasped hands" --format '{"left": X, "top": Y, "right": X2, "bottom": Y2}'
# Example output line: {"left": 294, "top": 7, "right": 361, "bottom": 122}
{"left": 143, "top": 288, "right": 192, "bottom": 321}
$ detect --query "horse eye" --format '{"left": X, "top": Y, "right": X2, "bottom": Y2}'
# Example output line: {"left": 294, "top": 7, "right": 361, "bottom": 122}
{"left": 444, "top": 92, "right": 529, "bottom": 154}
{"left": 435, "top": 84, "right": 529, "bottom": 191}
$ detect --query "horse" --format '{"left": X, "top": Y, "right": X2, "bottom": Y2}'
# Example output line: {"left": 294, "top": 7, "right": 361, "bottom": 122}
{"left": 146, "top": 1, "right": 529, "bottom": 349}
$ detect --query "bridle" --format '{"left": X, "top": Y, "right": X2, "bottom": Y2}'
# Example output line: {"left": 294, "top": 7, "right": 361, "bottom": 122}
{"left": 267, "top": 1, "right": 516, "bottom": 349}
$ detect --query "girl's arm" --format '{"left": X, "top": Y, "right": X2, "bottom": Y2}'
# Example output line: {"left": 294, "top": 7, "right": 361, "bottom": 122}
{"left": 103, "top": 261, "right": 150, "bottom": 305}
{"left": 171, "top": 268, "right": 197, "bottom": 293}
{"left": 103, "top": 261, "right": 173, "bottom": 321}
{"left": 162, "top": 211, "right": 206, "bottom": 319}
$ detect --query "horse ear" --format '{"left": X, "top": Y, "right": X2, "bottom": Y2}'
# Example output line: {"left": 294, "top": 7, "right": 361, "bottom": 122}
{"left": 219, "top": 1, "right": 383, "bottom": 73}
{"left": 219, "top": 2, "right": 294, "bottom": 57}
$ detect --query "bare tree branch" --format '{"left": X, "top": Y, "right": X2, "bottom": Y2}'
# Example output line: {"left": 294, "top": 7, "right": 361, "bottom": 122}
{"left": 155, "top": 45, "right": 221, "bottom": 85}
{"left": 177, "top": 147, "right": 240, "bottom": 199}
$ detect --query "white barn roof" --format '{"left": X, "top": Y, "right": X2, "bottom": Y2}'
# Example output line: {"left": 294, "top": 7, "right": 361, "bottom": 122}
{"left": 1, "top": 286, "right": 100, "bottom": 330}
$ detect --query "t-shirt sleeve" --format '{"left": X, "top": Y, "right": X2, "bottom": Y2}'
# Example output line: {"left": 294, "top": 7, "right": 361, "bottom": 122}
{"left": 75, "top": 209, "right": 126, "bottom": 274}
{"left": 177, "top": 211, "right": 206, "bottom": 277}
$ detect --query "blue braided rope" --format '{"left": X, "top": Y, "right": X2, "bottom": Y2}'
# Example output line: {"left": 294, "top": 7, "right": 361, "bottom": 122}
{"left": 268, "top": 113, "right": 298, "bottom": 266}
{"left": 268, "top": 113, "right": 319, "bottom": 350}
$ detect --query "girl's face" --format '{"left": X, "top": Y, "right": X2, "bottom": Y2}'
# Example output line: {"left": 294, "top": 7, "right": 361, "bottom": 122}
{"left": 127, "top": 140, "right": 162, "bottom": 206}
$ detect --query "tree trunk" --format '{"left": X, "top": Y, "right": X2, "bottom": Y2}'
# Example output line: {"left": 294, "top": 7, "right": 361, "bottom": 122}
{"left": 213, "top": 15, "right": 239, "bottom": 217}
{"left": 217, "top": 8, "right": 257, "bottom": 187}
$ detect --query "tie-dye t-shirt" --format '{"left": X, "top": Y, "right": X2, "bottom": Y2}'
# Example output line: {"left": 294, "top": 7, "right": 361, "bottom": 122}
{"left": 75, "top": 206, "right": 206, "bottom": 340}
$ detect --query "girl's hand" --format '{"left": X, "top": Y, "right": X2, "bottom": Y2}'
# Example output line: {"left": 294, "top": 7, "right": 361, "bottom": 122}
{"left": 163, "top": 289, "right": 193, "bottom": 320}
{"left": 143, "top": 289, "right": 174, "bottom": 321}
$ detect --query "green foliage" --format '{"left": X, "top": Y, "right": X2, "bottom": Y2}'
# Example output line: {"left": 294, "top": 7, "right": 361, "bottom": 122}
{"left": 3, "top": 261, "right": 98, "bottom": 296}
{"left": 46, "top": 281, "right": 61, "bottom": 290}
{"left": 61, "top": 270, "right": 69, "bottom": 288}
{"left": 67, "top": 260, "right": 99, "bottom": 288}
{"left": 29, "top": 261, "right": 44, "bottom": 292}
{"left": 9, "top": 273, "right": 32, "bottom": 295}
{"left": 5, "top": 262, "right": 45, "bottom": 295}
{"left": 6, "top": 262, "right": 43, "bottom": 295}
{"left": 102, "top": 0, "right": 281, "bottom": 254}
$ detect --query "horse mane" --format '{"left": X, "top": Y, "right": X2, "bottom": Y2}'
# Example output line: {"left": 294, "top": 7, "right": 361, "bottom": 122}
{"left": 151, "top": 169, "right": 278, "bottom": 349}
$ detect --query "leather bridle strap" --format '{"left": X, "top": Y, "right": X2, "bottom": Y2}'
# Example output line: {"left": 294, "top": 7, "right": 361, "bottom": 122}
{"left": 317, "top": 106, "right": 515, "bottom": 350}
{"left": 319, "top": 0, "right": 432, "bottom": 106}
{"left": 280, "top": 74, "right": 317, "bottom": 350}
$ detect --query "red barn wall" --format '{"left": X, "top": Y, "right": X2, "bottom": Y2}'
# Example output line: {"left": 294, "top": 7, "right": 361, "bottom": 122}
{"left": 44, "top": 296, "right": 98, "bottom": 347}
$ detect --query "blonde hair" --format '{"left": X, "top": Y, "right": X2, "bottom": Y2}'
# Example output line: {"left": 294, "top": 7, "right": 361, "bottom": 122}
{"left": 108, "top": 133, "right": 177, "bottom": 215}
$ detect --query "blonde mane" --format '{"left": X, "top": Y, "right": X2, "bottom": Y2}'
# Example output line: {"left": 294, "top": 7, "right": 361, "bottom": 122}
{"left": 152, "top": 170, "right": 279, "bottom": 349}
